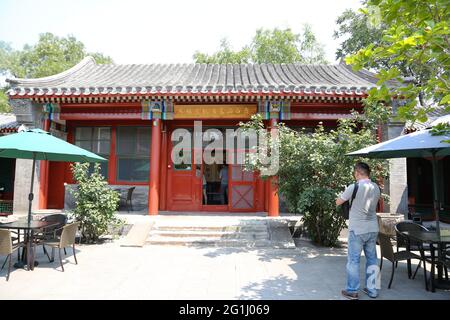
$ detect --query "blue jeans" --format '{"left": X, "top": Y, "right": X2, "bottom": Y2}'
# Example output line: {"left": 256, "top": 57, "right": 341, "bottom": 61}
{"left": 346, "top": 231, "right": 379, "bottom": 297}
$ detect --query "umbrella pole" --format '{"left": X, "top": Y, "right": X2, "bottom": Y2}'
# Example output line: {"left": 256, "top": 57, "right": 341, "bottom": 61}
{"left": 431, "top": 151, "right": 440, "bottom": 236}
{"left": 27, "top": 153, "right": 36, "bottom": 225}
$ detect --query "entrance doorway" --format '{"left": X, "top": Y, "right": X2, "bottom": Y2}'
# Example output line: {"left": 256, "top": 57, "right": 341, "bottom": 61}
{"left": 166, "top": 124, "right": 258, "bottom": 212}
{"left": 201, "top": 150, "right": 229, "bottom": 210}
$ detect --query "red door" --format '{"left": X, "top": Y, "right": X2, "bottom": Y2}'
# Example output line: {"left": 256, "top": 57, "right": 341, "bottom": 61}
{"left": 166, "top": 129, "right": 200, "bottom": 211}
{"left": 47, "top": 161, "right": 66, "bottom": 209}
{"left": 229, "top": 164, "right": 256, "bottom": 212}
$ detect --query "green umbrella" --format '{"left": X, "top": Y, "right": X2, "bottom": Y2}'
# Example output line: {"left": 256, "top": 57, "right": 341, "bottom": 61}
{"left": 347, "top": 129, "right": 450, "bottom": 234}
{"left": 0, "top": 128, "right": 107, "bottom": 224}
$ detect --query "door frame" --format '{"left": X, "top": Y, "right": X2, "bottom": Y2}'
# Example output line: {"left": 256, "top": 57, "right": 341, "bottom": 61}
{"left": 200, "top": 149, "right": 229, "bottom": 212}
{"left": 165, "top": 120, "right": 261, "bottom": 213}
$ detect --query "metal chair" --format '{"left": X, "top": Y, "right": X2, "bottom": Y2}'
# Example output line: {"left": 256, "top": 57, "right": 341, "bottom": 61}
{"left": 0, "top": 230, "right": 24, "bottom": 281}
{"left": 41, "top": 222, "right": 80, "bottom": 272}
{"left": 39, "top": 214, "right": 68, "bottom": 238}
{"left": 124, "top": 187, "right": 135, "bottom": 212}
{"left": 36, "top": 214, "right": 68, "bottom": 256}
{"left": 395, "top": 221, "right": 430, "bottom": 276}
{"left": 378, "top": 232, "right": 428, "bottom": 289}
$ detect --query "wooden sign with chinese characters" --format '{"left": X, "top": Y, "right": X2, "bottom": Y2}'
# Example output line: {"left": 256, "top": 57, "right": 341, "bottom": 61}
{"left": 174, "top": 104, "right": 257, "bottom": 119}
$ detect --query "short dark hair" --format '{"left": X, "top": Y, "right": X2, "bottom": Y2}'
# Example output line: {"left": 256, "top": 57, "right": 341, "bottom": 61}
{"left": 354, "top": 162, "right": 370, "bottom": 177}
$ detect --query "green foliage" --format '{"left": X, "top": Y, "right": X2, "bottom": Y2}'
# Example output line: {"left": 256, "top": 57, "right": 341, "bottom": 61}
{"left": 0, "top": 88, "right": 10, "bottom": 113}
{"left": 345, "top": 0, "right": 450, "bottom": 123}
{"left": 69, "top": 162, "right": 122, "bottom": 243}
{"left": 240, "top": 113, "right": 388, "bottom": 247}
{"left": 0, "top": 33, "right": 112, "bottom": 114}
{"left": 430, "top": 122, "right": 450, "bottom": 143}
{"left": 0, "top": 33, "right": 113, "bottom": 79}
{"left": 194, "top": 39, "right": 251, "bottom": 64}
{"left": 193, "top": 26, "right": 327, "bottom": 64}
{"left": 333, "top": 8, "right": 385, "bottom": 62}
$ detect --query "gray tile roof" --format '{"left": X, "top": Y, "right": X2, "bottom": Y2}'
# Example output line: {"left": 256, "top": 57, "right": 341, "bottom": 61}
{"left": 7, "top": 56, "right": 380, "bottom": 97}
{"left": 0, "top": 113, "right": 18, "bottom": 132}
{"left": 407, "top": 105, "right": 450, "bottom": 130}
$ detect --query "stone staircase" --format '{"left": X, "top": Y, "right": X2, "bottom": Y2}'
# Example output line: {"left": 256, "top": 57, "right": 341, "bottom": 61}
{"left": 145, "top": 216, "right": 295, "bottom": 248}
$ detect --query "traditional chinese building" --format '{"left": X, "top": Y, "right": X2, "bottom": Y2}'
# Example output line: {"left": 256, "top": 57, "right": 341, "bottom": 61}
{"left": 7, "top": 57, "right": 396, "bottom": 216}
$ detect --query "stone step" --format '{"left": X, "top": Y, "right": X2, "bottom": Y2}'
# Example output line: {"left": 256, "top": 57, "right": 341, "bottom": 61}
{"left": 145, "top": 236, "right": 274, "bottom": 247}
{"left": 152, "top": 224, "right": 269, "bottom": 231}
{"left": 146, "top": 236, "right": 295, "bottom": 248}
{"left": 140, "top": 216, "right": 295, "bottom": 249}
{"left": 148, "top": 229, "right": 269, "bottom": 239}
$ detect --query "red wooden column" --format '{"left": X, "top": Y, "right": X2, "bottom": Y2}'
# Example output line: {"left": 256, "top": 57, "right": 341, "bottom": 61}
{"left": 148, "top": 118, "right": 161, "bottom": 215}
{"left": 159, "top": 122, "right": 168, "bottom": 211}
{"left": 268, "top": 118, "right": 279, "bottom": 217}
{"left": 38, "top": 119, "right": 50, "bottom": 209}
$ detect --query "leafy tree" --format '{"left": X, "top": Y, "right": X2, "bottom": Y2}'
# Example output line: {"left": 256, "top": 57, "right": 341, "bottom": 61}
{"left": 0, "top": 33, "right": 113, "bottom": 112}
{"left": 193, "top": 25, "right": 327, "bottom": 64}
{"left": 0, "top": 89, "right": 9, "bottom": 113}
{"left": 0, "top": 33, "right": 113, "bottom": 79}
{"left": 194, "top": 39, "right": 251, "bottom": 64}
{"left": 239, "top": 111, "right": 388, "bottom": 247}
{"left": 333, "top": 8, "right": 384, "bottom": 62}
{"left": 345, "top": 0, "right": 450, "bottom": 124}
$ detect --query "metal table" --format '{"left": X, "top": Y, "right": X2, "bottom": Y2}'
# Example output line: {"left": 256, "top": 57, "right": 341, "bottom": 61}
{"left": 403, "top": 230, "right": 450, "bottom": 292}
{"left": 0, "top": 218, "right": 60, "bottom": 270}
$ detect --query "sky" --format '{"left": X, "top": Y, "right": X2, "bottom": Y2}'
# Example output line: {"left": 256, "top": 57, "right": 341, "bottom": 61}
{"left": 0, "top": 0, "right": 363, "bottom": 65}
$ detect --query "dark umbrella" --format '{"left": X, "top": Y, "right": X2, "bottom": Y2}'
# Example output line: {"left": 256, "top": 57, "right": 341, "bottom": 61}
{"left": 347, "top": 128, "right": 450, "bottom": 234}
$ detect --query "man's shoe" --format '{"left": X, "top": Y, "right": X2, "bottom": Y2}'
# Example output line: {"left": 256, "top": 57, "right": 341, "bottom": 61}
{"left": 341, "top": 290, "right": 359, "bottom": 300}
{"left": 362, "top": 288, "right": 378, "bottom": 299}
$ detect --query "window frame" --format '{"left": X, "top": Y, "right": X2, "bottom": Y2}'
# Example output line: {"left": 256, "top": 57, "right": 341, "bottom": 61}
{"left": 71, "top": 125, "right": 152, "bottom": 186}
{"left": 74, "top": 126, "right": 111, "bottom": 179}
{"left": 115, "top": 126, "right": 152, "bottom": 184}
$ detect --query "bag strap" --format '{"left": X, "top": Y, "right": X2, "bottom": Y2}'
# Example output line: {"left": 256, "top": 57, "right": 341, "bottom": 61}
{"left": 349, "top": 182, "right": 359, "bottom": 208}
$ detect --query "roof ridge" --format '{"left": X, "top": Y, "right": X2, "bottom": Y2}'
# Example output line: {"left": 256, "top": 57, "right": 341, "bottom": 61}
{"left": 101, "top": 62, "right": 343, "bottom": 67}
{"left": 6, "top": 56, "right": 97, "bottom": 86}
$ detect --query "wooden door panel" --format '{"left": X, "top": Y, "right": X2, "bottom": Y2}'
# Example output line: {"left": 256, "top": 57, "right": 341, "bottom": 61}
{"left": 47, "top": 161, "right": 66, "bottom": 209}
{"left": 229, "top": 164, "right": 255, "bottom": 212}
{"left": 167, "top": 128, "right": 200, "bottom": 211}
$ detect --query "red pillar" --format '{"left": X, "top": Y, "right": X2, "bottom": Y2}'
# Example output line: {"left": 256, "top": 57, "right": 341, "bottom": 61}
{"left": 268, "top": 118, "right": 279, "bottom": 217}
{"left": 148, "top": 118, "right": 161, "bottom": 215}
{"left": 159, "top": 123, "right": 168, "bottom": 211}
{"left": 39, "top": 119, "right": 50, "bottom": 209}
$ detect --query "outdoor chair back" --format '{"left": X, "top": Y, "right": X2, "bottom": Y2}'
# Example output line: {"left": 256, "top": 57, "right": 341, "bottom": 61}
{"left": 0, "top": 229, "right": 23, "bottom": 281}
{"left": 378, "top": 232, "right": 428, "bottom": 289}
{"left": 395, "top": 221, "right": 428, "bottom": 250}
{"left": 0, "top": 229, "right": 12, "bottom": 256}
{"left": 125, "top": 187, "right": 136, "bottom": 212}
{"left": 379, "top": 232, "right": 395, "bottom": 262}
{"left": 40, "top": 214, "right": 68, "bottom": 237}
{"left": 127, "top": 187, "right": 135, "bottom": 201}
{"left": 60, "top": 222, "right": 80, "bottom": 248}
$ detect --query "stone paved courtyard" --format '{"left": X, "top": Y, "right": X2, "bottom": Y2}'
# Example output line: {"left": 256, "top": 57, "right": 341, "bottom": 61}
{"left": 1, "top": 235, "right": 449, "bottom": 300}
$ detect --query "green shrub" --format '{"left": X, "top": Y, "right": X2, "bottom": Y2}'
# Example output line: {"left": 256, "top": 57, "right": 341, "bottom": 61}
{"left": 69, "top": 162, "right": 122, "bottom": 243}
{"left": 240, "top": 114, "right": 389, "bottom": 247}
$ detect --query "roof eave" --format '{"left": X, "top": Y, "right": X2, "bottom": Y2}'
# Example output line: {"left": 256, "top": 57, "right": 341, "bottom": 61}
{"left": 6, "top": 56, "right": 97, "bottom": 87}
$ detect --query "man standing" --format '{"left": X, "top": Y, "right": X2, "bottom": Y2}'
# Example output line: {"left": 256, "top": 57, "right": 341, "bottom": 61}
{"left": 336, "top": 162, "right": 381, "bottom": 299}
